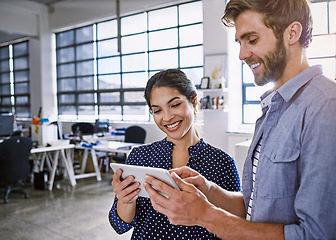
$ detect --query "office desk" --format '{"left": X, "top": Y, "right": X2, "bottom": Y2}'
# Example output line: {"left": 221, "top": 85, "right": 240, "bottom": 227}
{"left": 75, "top": 141, "right": 141, "bottom": 181}
{"left": 30, "top": 141, "right": 76, "bottom": 190}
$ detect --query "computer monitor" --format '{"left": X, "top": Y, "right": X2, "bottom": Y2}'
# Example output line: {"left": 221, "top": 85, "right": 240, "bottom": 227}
{"left": 0, "top": 114, "right": 14, "bottom": 137}
{"left": 94, "top": 119, "right": 109, "bottom": 136}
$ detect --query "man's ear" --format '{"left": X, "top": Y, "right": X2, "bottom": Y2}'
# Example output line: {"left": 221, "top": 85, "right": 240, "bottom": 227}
{"left": 285, "top": 21, "right": 302, "bottom": 45}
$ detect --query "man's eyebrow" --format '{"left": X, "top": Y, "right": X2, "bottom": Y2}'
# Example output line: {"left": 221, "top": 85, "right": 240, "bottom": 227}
{"left": 235, "top": 31, "right": 258, "bottom": 42}
{"left": 151, "top": 97, "right": 180, "bottom": 108}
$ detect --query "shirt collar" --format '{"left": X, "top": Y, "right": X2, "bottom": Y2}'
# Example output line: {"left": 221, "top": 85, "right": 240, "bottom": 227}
{"left": 163, "top": 138, "right": 207, "bottom": 158}
{"left": 277, "top": 65, "right": 323, "bottom": 102}
{"left": 260, "top": 90, "right": 276, "bottom": 109}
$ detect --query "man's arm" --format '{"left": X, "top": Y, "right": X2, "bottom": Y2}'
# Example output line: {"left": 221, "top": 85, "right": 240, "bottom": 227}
{"left": 171, "top": 167, "right": 246, "bottom": 218}
{"left": 144, "top": 172, "right": 284, "bottom": 240}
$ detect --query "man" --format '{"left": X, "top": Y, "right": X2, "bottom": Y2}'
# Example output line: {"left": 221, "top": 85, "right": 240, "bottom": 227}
{"left": 143, "top": 0, "right": 336, "bottom": 239}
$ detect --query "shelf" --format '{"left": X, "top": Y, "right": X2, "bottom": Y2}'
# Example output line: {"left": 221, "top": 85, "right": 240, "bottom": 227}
{"left": 200, "top": 108, "right": 228, "bottom": 113}
{"left": 198, "top": 88, "right": 228, "bottom": 93}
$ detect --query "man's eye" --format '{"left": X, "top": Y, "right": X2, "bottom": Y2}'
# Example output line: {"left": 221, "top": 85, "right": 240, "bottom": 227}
{"left": 248, "top": 38, "right": 258, "bottom": 44}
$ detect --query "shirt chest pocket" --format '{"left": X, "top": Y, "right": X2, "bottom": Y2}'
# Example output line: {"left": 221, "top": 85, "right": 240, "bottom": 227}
{"left": 257, "top": 141, "right": 300, "bottom": 199}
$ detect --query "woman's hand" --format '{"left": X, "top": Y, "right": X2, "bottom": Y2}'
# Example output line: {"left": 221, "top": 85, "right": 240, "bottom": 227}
{"left": 111, "top": 168, "right": 141, "bottom": 204}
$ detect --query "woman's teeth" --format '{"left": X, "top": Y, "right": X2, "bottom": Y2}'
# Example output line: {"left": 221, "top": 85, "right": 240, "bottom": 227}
{"left": 167, "top": 121, "right": 180, "bottom": 129}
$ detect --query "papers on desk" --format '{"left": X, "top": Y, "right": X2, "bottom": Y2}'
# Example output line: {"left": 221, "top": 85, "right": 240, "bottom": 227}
{"left": 107, "top": 141, "right": 136, "bottom": 150}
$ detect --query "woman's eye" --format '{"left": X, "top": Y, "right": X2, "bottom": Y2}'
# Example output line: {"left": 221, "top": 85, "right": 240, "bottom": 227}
{"left": 153, "top": 109, "right": 161, "bottom": 114}
{"left": 172, "top": 103, "right": 181, "bottom": 108}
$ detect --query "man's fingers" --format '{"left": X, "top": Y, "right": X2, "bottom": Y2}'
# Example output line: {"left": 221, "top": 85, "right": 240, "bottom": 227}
{"left": 143, "top": 181, "right": 170, "bottom": 214}
{"left": 169, "top": 166, "right": 199, "bottom": 179}
{"left": 144, "top": 175, "right": 177, "bottom": 198}
{"left": 171, "top": 172, "right": 197, "bottom": 193}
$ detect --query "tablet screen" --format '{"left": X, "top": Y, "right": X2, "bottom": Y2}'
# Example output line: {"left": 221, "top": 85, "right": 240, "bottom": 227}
{"left": 110, "top": 163, "right": 180, "bottom": 198}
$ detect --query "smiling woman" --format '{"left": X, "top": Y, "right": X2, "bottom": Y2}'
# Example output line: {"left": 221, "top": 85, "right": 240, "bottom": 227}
{"left": 108, "top": 69, "right": 241, "bottom": 240}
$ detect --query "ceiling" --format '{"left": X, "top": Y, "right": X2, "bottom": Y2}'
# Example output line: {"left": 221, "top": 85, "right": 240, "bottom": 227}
{"left": 0, "top": 0, "right": 66, "bottom": 43}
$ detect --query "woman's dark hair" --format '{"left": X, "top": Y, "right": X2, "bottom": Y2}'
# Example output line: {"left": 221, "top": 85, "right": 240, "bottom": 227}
{"left": 144, "top": 69, "right": 197, "bottom": 114}
{"left": 222, "top": 0, "right": 313, "bottom": 48}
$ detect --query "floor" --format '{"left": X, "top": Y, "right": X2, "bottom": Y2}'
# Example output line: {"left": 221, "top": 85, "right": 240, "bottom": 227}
{"left": 0, "top": 173, "right": 133, "bottom": 240}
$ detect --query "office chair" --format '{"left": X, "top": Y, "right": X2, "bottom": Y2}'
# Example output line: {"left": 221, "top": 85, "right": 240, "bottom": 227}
{"left": 112, "top": 126, "right": 146, "bottom": 163}
{"left": 0, "top": 136, "right": 33, "bottom": 203}
{"left": 71, "top": 122, "right": 95, "bottom": 135}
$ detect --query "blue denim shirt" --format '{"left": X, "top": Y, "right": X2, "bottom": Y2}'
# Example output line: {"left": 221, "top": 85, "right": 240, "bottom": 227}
{"left": 242, "top": 65, "right": 336, "bottom": 239}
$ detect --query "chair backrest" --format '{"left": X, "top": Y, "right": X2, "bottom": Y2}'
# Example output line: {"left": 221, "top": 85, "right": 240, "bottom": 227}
{"left": 0, "top": 136, "right": 33, "bottom": 183}
{"left": 124, "top": 126, "right": 146, "bottom": 144}
{"left": 71, "top": 122, "right": 94, "bottom": 135}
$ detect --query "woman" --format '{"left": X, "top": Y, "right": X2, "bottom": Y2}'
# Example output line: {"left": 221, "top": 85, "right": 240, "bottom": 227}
{"left": 108, "top": 69, "right": 240, "bottom": 239}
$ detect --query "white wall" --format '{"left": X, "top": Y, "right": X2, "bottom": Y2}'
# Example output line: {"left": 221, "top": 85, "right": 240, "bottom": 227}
{"left": 202, "top": 0, "right": 227, "bottom": 55}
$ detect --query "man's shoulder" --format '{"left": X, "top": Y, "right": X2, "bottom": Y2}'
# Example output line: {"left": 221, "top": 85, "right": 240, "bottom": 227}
{"left": 309, "top": 73, "right": 336, "bottom": 99}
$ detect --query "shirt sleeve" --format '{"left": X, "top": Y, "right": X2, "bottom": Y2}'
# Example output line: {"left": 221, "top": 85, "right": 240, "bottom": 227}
{"left": 108, "top": 148, "right": 139, "bottom": 234}
{"left": 284, "top": 100, "right": 336, "bottom": 239}
{"left": 108, "top": 198, "right": 137, "bottom": 234}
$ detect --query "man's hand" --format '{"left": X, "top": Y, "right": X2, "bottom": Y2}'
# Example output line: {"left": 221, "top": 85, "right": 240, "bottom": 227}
{"left": 169, "top": 166, "right": 214, "bottom": 199}
{"left": 143, "top": 171, "right": 214, "bottom": 226}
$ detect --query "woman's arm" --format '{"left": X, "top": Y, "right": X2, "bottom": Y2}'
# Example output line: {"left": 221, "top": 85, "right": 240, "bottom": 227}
{"left": 111, "top": 168, "right": 140, "bottom": 223}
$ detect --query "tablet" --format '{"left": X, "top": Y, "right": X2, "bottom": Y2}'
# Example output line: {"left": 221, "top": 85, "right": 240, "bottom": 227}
{"left": 110, "top": 163, "right": 180, "bottom": 198}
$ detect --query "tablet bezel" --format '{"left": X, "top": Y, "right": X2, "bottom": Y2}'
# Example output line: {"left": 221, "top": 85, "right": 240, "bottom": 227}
{"left": 110, "top": 163, "right": 180, "bottom": 198}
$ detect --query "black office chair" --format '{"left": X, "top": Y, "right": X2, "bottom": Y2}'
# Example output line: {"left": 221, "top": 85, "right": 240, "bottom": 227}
{"left": 71, "top": 122, "right": 95, "bottom": 135}
{"left": 112, "top": 126, "right": 146, "bottom": 163}
{"left": 0, "top": 136, "right": 33, "bottom": 203}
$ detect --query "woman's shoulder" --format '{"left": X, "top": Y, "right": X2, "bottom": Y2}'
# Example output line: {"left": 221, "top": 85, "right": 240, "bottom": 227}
{"left": 131, "top": 139, "right": 166, "bottom": 152}
{"left": 126, "top": 139, "right": 172, "bottom": 167}
{"left": 201, "top": 140, "right": 232, "bottom": 157}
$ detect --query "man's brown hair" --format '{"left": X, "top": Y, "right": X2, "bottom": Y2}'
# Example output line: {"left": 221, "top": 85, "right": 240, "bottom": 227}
{"left": 222, "top": 0, "right": 313, "bottom": 48}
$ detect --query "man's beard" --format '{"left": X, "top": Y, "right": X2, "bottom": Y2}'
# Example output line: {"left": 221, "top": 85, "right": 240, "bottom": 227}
{"left": 248, "top": 38, "right": 288, "bottom": 86}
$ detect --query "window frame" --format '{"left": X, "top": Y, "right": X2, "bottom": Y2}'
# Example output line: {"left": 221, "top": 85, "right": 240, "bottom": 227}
{"left": 56, "top": 0, "right": 203, "bottom": 121}
{"left": 0, "top": 40, "right": 30, "bottom": 118}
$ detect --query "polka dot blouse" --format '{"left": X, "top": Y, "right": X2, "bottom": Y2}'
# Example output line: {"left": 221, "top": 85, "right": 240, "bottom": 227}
{"left": 109, "top": 138, "right": 241, "bottom": 240}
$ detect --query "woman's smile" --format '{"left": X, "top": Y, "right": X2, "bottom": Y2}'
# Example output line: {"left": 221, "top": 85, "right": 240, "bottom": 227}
{"left": 165, "top": 120, "right": 182, "bottom": 131}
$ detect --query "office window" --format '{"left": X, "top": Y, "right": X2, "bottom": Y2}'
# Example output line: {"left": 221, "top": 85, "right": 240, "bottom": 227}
{"left": 56, "top": 0, "right": 203, "bottom": 121}
{"left": 0, "top": 41, "right": 30, "bottom": 117}
{"left": 241, "top": 0, "right": 336, "bottom": 124}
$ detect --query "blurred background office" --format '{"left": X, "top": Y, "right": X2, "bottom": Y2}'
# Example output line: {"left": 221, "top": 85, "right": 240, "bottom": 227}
{"left": 0, "top": 0, "right": 335, "bottom": 158}
{"left": 0, "top": 0, "right": 335, "bottom": 239}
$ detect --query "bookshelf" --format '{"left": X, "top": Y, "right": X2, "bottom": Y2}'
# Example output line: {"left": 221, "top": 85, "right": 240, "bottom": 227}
{"left": 198, "top": 88, "right": 229, "bottom": 151}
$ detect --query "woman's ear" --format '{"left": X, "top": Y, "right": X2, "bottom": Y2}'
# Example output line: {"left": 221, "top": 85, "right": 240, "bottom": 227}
{"left": 192, "top": 96, "right": 198, "bottom": 108}
{"left": 285, "top": 21, "right": 302, "bottom": 45}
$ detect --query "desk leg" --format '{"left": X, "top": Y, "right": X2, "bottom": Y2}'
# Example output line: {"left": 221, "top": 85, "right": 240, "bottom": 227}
{"left": 45, "top": 152, "right": 53, "bottom": 172}
{"left": 81, "top": 148, "right": 89, "bottom": 174}
{"left": 60, "top": 149, "right": 77, "bottom": 186}
{"left": 48, "top": 150, "right": 59, "bottom": 191}
{"left": 40, "top": 152, "right": 47, "bottom": 171}
{"left": 90, "top": 149, "right": 102, "bottom": 181}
